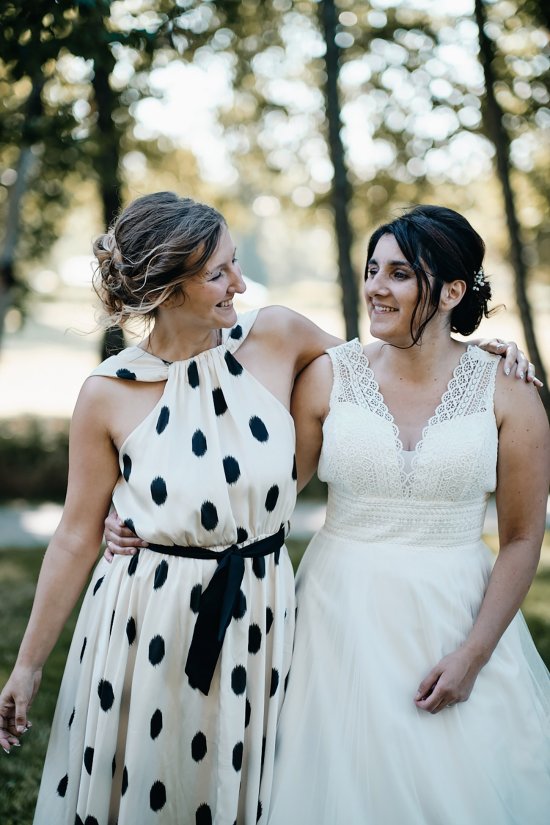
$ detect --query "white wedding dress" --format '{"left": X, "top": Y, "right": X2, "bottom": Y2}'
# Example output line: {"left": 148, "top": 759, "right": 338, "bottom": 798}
{"left": 268, "top": 340, "right": 550, "bottom": 825}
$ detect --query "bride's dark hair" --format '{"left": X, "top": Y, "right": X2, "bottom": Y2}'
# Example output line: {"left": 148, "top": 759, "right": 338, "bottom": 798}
{"left": 366, "top": 205, "right": 496, "bottom": 344}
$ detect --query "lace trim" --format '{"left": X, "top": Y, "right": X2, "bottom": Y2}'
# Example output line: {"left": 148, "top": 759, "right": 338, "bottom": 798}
{"left": 326, "top": 340, "right": 499, "bottom": 496}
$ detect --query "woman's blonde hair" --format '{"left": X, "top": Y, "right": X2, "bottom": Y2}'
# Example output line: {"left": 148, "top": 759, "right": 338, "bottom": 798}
{"left": 93, "top": 192, "right": 226, "bottom": 328}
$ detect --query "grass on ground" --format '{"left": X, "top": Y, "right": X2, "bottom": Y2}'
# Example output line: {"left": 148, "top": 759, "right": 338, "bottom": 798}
{"left": 1, "top": 539, "right": 549, "bottom": 823}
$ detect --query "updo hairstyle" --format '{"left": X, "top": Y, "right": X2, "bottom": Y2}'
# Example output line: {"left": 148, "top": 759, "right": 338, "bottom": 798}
{"left": 93, "top": 192, "right": 226, "bottom": 327}
{"left": 366, "top": 205, "right": 495, "bottom": 344}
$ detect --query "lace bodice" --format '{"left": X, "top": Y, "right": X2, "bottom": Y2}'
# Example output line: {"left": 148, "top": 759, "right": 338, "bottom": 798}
{"left": 318, "top": 340, "right": 499, "bottom": 547}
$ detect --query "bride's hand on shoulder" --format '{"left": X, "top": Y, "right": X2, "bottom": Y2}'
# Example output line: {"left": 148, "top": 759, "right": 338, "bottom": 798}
{"left": 103, "top": 511, "right": 148, "bottom": 562}
{"left": 413, "top": 647, "right": 485, "bottom": 714}
{"left": 475, "top": 338, "right": 541, "bottom": 386}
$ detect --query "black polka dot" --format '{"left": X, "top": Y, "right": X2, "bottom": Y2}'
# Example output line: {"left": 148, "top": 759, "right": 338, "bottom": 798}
{"left": 230, "top": 324, "right": 243, "bottom": 340}
{"left": 98, "top": 679, "right": 115, "bottom": 711}
{"left": 245, "top": 698, "right": 251, "bottom": 728}
{"left": 121, "top": 765, "right": 128, "bottom": 796}
{"left": 196, "top": 803, "right": 212, "bottom": 825}
{"left": 57, "top": 773, "right": 68, "bottom": 797}
{"left": 84, "top": 746, "right": 94, "bottom": 775}
{"left": 128, "top": 551, "right": 139, "bottom": 576}
{"left": 248, "top": 624, "right": 262, "bottom": 654}
{"left": 112, "top": 755, "right": 116, "bottom": 777}
{"left": 156, "top": 406, "right": 170, "bottom": 434}
{"left": 223, "top": 456, "right": 241, "bottom": 485}
{"left": 154, "top": 560, "right": 169, "bottom": 590}
{"left": 192, "top": 429, "right": 207, "bottom": 457}
{"left": 126, "top": 616, "right": 136, "bottom": 645}
{"left": 232, "top": 589, "right": 247, "bottom": 620}
{"left": 122, "top": 453, "right": 132, "bottom": 482}
{"left": 266, "top": 607, "right": 274, "bottom": 634}
{"left": 232, "top": 741, "right": 243, "bottom": 771}
{"left": 116, "top": 368, "right": 136, "bottom": 380}
{"left": 93, "top": 575, "right": 104, "bottom": 596}
{"left": 265, "top": 485, "right": 279, "bottom": 512}
{"left": 292, "top": 455, "right": 297, "bottom": 481}
{"left": 190, "top": 583, "right": 202, "bottom": 613}
{"left": 236, "top": 526, "right": 248, "bottom": 543}
{"left": 68, "top": 707, "right": 75, "bottom": 728}
{"left": 212, "top": 387, "right": 228, "bottom": 416}
{"left": 188, "top": 361, "right": 200, "bottom": 388}
{"left": 80, "top": 637, "right": 87, "bottom": 663}
{"left": 151, "top": 476, "right": 168, "bottom": 506}
{"left": 150, "top": 780, "right": 167, "bottom": 812}
{"left": 270, "top": 668, "right": 279, "bottom": 697}
{"left": 124, "top": 517, "right": 135, "bottom": 532}
{"left": 150, "top": 708, "right": 163, "bottom": 740}
{"left": 191, "top": 731, "right": 207, "bottom": 762}
{"left": 201, "top": 501, "right": 219, "bottom": 531}
{"left": 149, "top": 635, "right": 165, "bottom": 666}
{"left": 253, "top": 556, "right": 266, "bottom": 580}
{"left": 84, "top": 817, "right": 99, "bottom": 825}
{"left": 257, "top": 800, "right": 263, "bottom": 822}
{"left": 249, "top": 416, "right": 269, "bottom": 442}
{"left": 76, "top": 816, "right": 84, "bottom": 825}
{"left": 231, "top": 665, "right": 247, "bottom": 695}
{"left": 224, "top": 351, "right": 243, "bottom": 376}
{"left": 109, "top": 610, "right": 116, "bottom": 636}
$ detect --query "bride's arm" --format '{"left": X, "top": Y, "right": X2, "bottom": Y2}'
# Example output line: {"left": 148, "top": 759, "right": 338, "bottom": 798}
{"left": 290, "top": 354, "right": 333, "bottom": 492}
{"left": 415, "top": 374, "right": 549, "bottom": 714}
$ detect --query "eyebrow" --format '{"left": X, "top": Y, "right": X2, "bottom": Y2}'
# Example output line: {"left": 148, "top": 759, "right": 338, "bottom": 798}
{"left": 206, "top": 247, "right": 237, "bottom": 274}
{"left": 367, "top": 258, "right": 412, "bottom": 267}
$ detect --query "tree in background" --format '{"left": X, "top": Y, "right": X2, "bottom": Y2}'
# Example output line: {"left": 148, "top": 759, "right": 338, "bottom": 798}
{"left": 475, "top": 0, "right": 549, "bottom": 410}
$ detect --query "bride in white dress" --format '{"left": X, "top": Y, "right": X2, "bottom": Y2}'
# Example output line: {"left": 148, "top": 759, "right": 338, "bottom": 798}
{"left": 268, "top": 205, "right": 550, "bottom": 824}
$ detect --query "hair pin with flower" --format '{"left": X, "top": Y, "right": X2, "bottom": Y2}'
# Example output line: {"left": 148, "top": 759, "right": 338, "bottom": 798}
{"left": 472, "top": 266, "right": 485, "bottom": 292}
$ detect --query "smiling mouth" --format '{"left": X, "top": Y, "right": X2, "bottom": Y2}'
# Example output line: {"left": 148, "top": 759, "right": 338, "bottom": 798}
{"left": 372, "top": 304, "right": 397, "bottom": 313}
{"left": 217, "top": 300, "right": 233, "bottom": 308}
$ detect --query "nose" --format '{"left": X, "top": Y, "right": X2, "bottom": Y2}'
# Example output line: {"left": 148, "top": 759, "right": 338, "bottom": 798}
{"left": 365, "top": 270, "right": 389, "bottom": 298}
{"left": 229, "top": 264, "right": 247, "bottom": 295}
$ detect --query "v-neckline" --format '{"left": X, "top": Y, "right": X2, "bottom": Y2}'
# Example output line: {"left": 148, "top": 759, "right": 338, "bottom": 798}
{"left": 358, "top": 343, "right": 473, "bottom": 457}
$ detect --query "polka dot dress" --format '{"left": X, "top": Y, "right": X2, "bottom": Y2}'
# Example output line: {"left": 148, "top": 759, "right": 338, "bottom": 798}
{"left": 33, "top": 311, "right": 297, "bottom": 825}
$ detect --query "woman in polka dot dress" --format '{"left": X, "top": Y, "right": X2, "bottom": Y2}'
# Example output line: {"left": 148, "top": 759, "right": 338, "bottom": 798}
{"left": 0, "top": 192, "right": 339, "bottom": 825}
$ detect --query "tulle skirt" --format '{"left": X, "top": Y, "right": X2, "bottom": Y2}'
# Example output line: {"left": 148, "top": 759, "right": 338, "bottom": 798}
{"left": 268, "top": 528, "right": 550, "bottom": 825}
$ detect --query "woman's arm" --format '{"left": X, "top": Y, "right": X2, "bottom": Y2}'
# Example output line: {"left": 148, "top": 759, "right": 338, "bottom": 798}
{"left": 416, "top": 375, "right": 550, "bottom": 714}
{"left": 0, "top": 377, "right": 120, "bottom": 749}
{"left": 290, "top": 354, "right": 333, "bottom": 492}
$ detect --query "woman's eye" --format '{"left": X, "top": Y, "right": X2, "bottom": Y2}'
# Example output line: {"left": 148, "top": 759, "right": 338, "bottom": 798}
{"left": 366, "top": 268, "right": 377, "bottom": 279}
{"left": 393, "top": 270, "right": 409, "bottom": 280}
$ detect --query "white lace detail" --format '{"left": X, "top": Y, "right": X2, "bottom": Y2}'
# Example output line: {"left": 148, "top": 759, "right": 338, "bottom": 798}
{"left": 319, "top": 341, "right": 499, "bottom": 547}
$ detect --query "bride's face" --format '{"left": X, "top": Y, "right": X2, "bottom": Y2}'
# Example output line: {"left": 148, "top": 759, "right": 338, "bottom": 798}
{"left": 364, "top": 233, "right": 433, "bottom": 346}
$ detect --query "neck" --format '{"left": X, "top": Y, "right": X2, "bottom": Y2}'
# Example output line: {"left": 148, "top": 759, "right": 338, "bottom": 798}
{"left": 145, "top": 314, "right": 221, "bottom": 362}
{"left": 372, "top": 325, "right": 464, "bottom": 384}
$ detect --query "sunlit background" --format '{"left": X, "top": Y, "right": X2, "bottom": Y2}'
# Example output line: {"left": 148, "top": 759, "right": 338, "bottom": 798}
{"left": 1, "top": 0, "right": 548, "bottom": 419}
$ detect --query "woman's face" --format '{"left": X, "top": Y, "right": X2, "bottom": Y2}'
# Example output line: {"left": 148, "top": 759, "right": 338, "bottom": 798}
{"left": 177, "top": 225, "right": 246, "bottom": 330}
{"left": 364, "top": 233, "right": 429, "bottom": 346}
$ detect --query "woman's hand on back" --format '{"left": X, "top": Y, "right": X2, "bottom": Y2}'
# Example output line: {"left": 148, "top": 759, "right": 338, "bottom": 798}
{"left": 104, "top": 511, "right": 147, "bottom": 562}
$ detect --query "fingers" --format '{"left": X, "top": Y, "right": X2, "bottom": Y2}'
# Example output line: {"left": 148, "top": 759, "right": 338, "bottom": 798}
{"left": 502, "top": 342, "right": 518, "bottom": 377}
{"left": 104, "top": 540, "right": 139, "bottom": 558}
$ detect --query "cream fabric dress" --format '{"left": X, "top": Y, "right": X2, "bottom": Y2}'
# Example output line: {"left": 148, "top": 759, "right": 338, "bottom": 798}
{"left": 34, "top": 310, "right": 297, "bottom": 825}
{"left": 269, "top": 340, "right": 550, "bottom": 825}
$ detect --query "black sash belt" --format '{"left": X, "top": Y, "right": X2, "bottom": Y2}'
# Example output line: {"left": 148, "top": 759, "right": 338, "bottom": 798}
{"left": 148, "top": 526, "right": 285, "bottom": 696}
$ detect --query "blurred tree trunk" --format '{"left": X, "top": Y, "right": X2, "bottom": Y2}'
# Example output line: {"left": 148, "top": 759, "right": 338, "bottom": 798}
{"left": 475, "top": 0, "right": 549, "bottom": 413}
{"left": 319, "top": 0, "right": 359, "bottom": 341}
{"left": 0, "top": 76, "right": 43, "bottom": 352}
{"left": 92, "top": 52, "right": 125, "bottom": 359}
